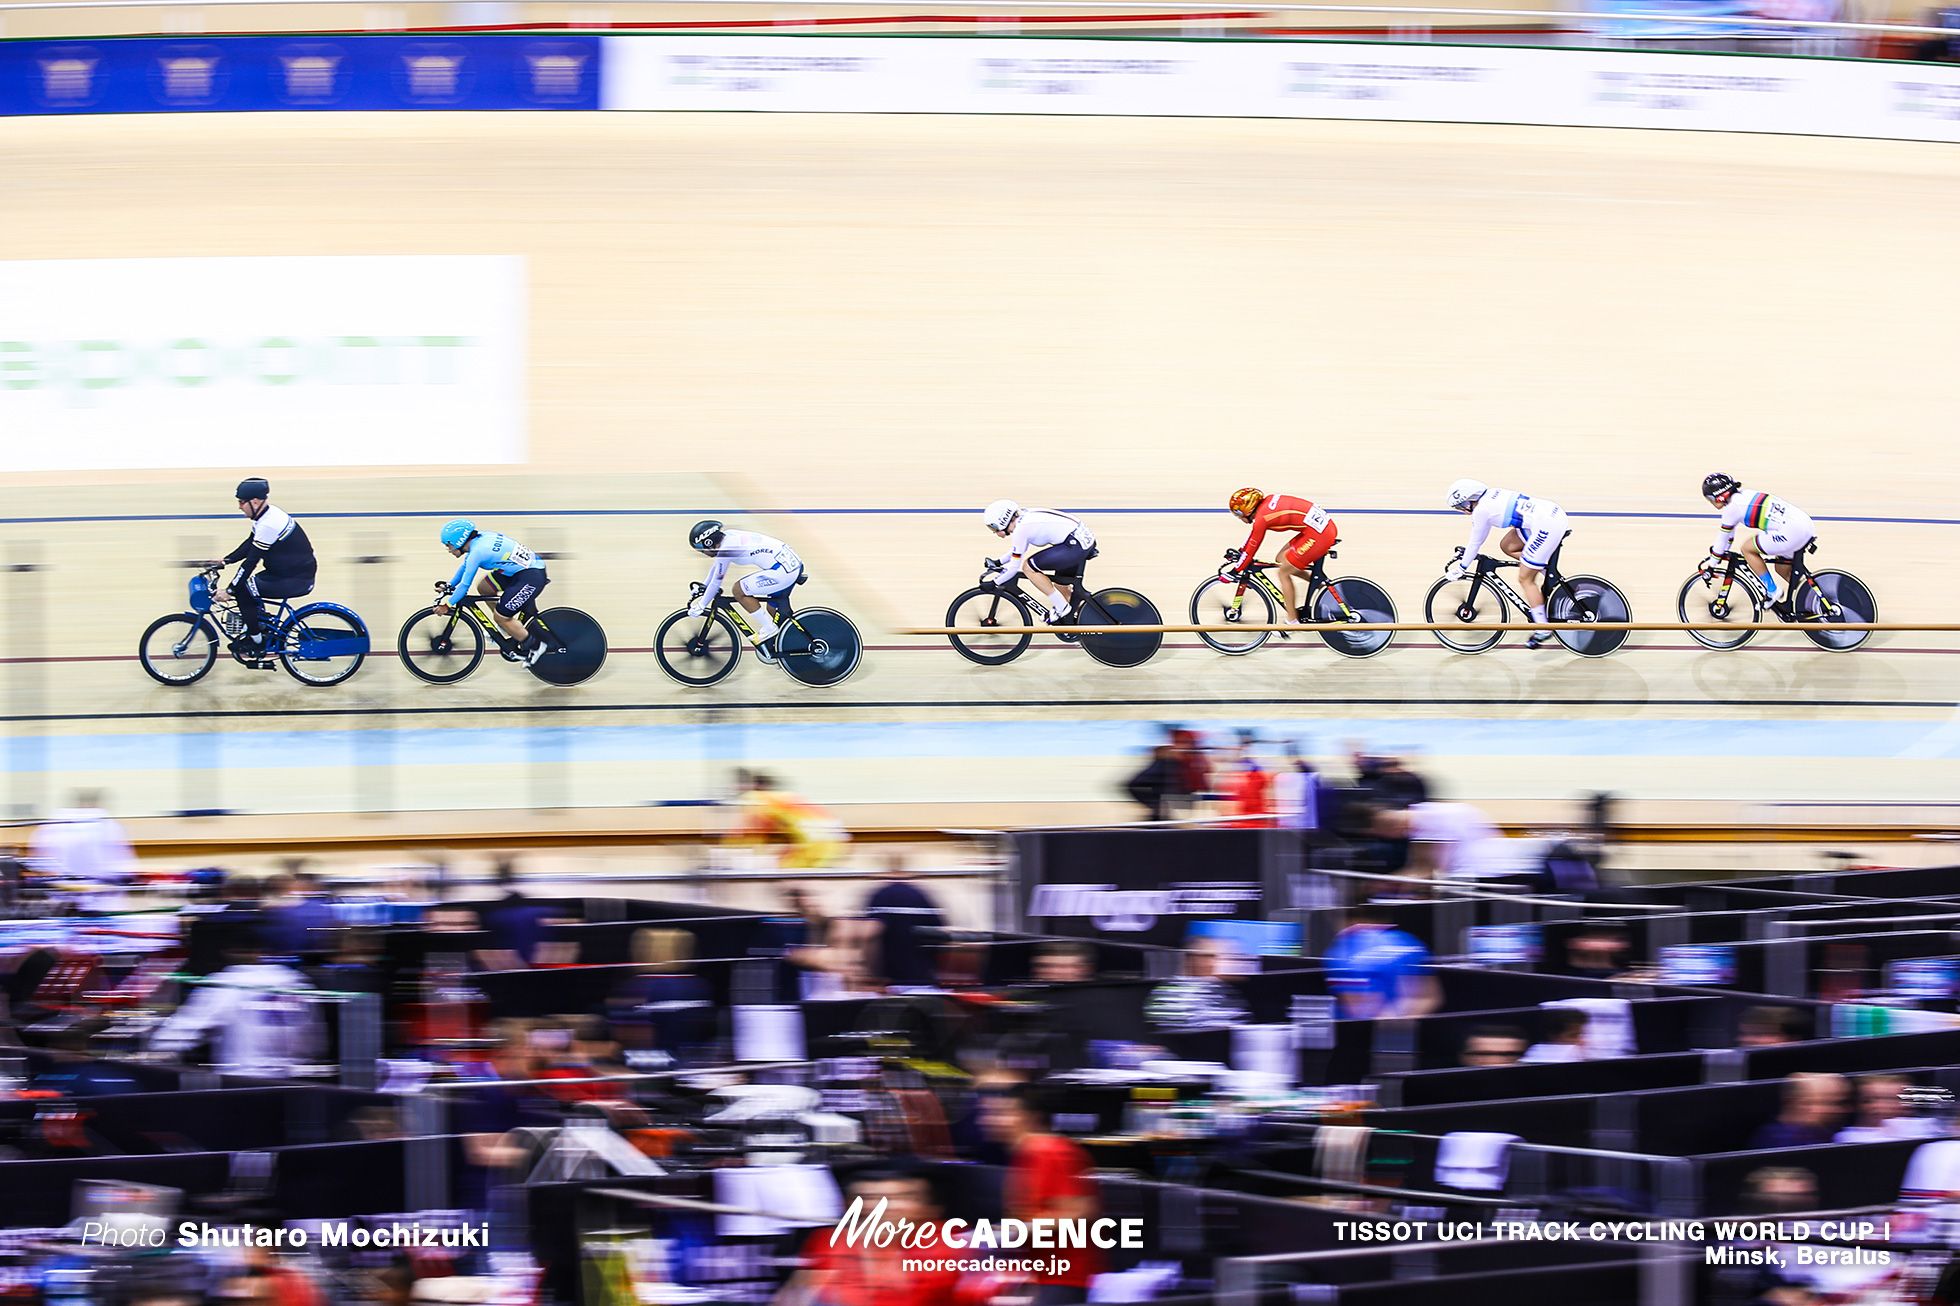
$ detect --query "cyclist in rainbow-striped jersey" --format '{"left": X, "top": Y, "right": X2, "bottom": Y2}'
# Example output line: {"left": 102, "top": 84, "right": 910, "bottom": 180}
{"left": 1701, "top": 473, "right": 1814, "bottom": 615}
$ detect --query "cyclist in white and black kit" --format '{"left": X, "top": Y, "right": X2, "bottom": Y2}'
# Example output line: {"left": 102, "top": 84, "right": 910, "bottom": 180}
{"left": 688, "top": 520, "right": 803, "bottom": 661}
{"left": 1444, "top": 479, "right": 1567, "bottom": 649}
{"left": 981, "top": 499, "right": 1097, "bottom": 624}
{"left": 204, "top": 478, "right": 315, "bottom": 653}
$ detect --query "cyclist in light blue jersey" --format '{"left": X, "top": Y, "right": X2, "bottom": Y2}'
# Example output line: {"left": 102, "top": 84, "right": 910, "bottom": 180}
{"left": 437, "top": 519, "right": 549, "bottom": 665}
{"left": 1444, "top": 479, "right": 1571, "bottom": 649}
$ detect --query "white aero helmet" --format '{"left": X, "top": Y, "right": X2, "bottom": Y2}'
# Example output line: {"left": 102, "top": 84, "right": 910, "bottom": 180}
{"left": 1445, "top": 479, "right": 1488, "bottom": 512}
{"left": 982, "top": 498, "right": 1021, "bottom": 532}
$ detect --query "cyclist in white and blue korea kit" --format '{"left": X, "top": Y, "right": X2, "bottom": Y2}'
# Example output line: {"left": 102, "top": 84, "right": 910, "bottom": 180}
{"left": 688, "top": 520, "right": 802, "bottom": 660}
{"left": 980, "top": 499, "right": 1097, "bottom": 624}
{"left": 1701, "top": 472, "right": 1814, "bottom": 615}
{"left": 202, "top": 477, "right": 315, "bottom": 654}
{"left": 1444, "top": 479, "right": 1569, "bottom": 649}
{"left": 437, "top": 519, "right": 550, "bottom": 665}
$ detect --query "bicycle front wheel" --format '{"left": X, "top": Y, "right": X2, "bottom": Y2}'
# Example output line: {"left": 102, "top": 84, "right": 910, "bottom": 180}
{"left": 1549, "top": 575, "right": 1631, "bottom": 659}
{"left": 779, "top": 608, "right": 863, "bottom": 687}
{"left": 1189, "top": 576, "right": 1274, "bottom": 655}
{"left": 398, "top": 607, "right": 486, "bottom": 683}
{"left": 1798, "top": 570, "right": 1876, "bottom": 651}
{"left": 529, "top": 608, "right": 607, "bottom": 686}
{"left": 945, "top": 587, "right": 1034, "bottom": 666}
{"left": 279, "top": 605, "right": 370, "bottom": 686}
{"left": 1079, "top": 588, "right": 1163, "bottom": 668}
{"left": 655, "top": 609, "right": 742, "bottom": 686}
{"left": 1424, "top": 576, "right": 1508, "bottom": 654}
{"left": 139, "top": 614, "right": 219, "bottom": 686}
{"left": 1314, "top": 576, "right": 1396, "bottom": 659}
{"left": 1677, "top": 571, "right": 1759, "bottom": 650}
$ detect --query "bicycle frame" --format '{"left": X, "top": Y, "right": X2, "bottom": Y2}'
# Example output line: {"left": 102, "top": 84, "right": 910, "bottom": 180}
{"left": 181, "top": 572, "right": 298, "bottom": 655}
{"left": 1451, "top": 544, "right": 1571, "bottom": 615}
{"left": 431, "top": 589, "right": 550, "bottom": 650}
{"left": 1219, "top": 555, "right": 1366, "bottom": 622}
{"left": 1705, "top": 548, "right": 1835, "bottom": 620}
{"left": 708, "top": 588, "right": 801, "bottom": 643}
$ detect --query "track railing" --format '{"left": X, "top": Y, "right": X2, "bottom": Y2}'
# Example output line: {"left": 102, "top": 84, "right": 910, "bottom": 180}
{"left": 910, "top": 620, "right": 1954, "bottom": 634}
{"left": 0, "top": 0, "right": 1951, "bottom": 42}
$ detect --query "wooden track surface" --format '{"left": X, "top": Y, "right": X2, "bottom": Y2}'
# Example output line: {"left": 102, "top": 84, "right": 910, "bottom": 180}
{"left": 2, "top": 111, "right": 1958, "bottom": 822}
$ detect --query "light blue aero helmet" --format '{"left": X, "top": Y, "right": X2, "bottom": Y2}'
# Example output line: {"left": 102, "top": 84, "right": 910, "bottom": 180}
{"left": 440, "top": 519, "right": 478, "bottom": 550}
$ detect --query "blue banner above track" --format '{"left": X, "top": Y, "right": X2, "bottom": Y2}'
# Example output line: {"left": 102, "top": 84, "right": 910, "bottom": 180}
{"left": 0, "top": 34, "right": 600, "bottom": 115}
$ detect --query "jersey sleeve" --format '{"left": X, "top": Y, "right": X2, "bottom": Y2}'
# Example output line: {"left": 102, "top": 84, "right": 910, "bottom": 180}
{"left": 1237, "top": 505, "right": 1271, "bottom": 563}
{"left": 447, "top": 538, "right": 488, "bottom": 599}
{"left": 1712, "top": 496, "right": 1746, "bottom": 553}
{"left": 1462, "top": 500, "right": 1496, "bottom": 559}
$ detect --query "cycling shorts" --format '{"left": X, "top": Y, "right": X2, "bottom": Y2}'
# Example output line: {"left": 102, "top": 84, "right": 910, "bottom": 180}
{"left": 739, "top": 560, "right": 803, "bottom": 599}
{"left": 490, "top": 568, "right": 549, "bottom": 618}
{"left": 1031, "top": 539, "right": 1097, "bottom": 585}
{"left": 1281, "top": 521, "right": 1338, "bottom": 571}
{"left": 1513, "top": 509, "right": 1569, "bottom": 569}
{"left": 1755, "top": 521, "right": 1814, "bottom": 561}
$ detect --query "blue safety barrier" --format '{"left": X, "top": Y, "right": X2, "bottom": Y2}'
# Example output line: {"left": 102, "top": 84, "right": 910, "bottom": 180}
{"left": 0, "top": 33, "right": 601, "bottom": 116}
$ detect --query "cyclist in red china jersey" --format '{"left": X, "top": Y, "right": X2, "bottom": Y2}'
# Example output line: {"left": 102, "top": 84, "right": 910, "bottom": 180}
{"left": 1226, "top": 486, "right": 1338, "bottom": 624}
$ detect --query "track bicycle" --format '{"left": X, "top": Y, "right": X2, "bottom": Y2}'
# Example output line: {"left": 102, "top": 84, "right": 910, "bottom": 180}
{"left": 1676, "top": 544, "right": 1875, "bottom": 652}
{"left": 1423, "top": 535, "right": 1631, "bottom": 658}
{"left": 1187, "top": 544, "right": 1397, "bottom": 659}
{"left": 654, "top": 576, "right": 862, "bottom": 688}
{"left": 398, "top": 582, "right": 608, "bottom": 686}
{"left": 944, "top": 558, "right": 1163, "bottom": 668}
{"left": 139, "top": 567, "right": 370, "bottom": 687}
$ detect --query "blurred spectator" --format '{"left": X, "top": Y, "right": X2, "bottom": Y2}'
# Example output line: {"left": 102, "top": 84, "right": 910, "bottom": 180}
{"left": 777, "top": 1166, "right": 959, "bottom": 1306}
{"left": 476, "top": 861, "right": 555, "bottom": 969}
{"left": 1223, "top": 733, "right": 1273, "bottom": 827}
{"left": 1169, "top": 728, "right": 1213, "bottom": 806}
{"left": 150, "top": 936, "right": 322, "bottom": 1077}
{"left": 455, "top": 1022, "right": 555, "bottom": 1211}
{"left": 984, "top": 1083, "right": 1103, "bottom": 1304}
{"left": 1144, "top": 935, "right": 1251, "bottom": 1030}
{"left": 1834, "top": 1073, "right": 1945, "bottom": 1143}
{"left": 1273, "top": 746, "right": 1321, "bottom": 832}
{"left": 1520, "top": 1009, "right": 1589, "bottom": 1064}
{"left": 1738, "top": 1165, "right": 1819, "bottom": 1215}
{"left": 183, "top": 873, "right": 267, "bottom": 978}
{"left": 261, "top": 863, "right": 338, "bottom": 962}
{"left": 29, "top": 790, "right": 137, "bottom": 912}
{"left": 1748, "top": 1074, "right": 1850, "bottom": 1150}
{"left": 1533, "top": 835, "right": 1602, "bottom": 897}
{"left": 865, "top": 855, "right": 945, "bottom": 990}
{"left": 607, "top": 928, "right": 715, "bottom": 1066}
{"left": 1126, "top": 743, "right": 1183, "bottom": 821}
{"left": 1351, "top": 748, "right": 1429, "bottom": 810}
{"left": 732, "top": 771, "right": 849, "bottom": 870}
{"left": 1738, "top": 1005, "right": 1808, "bottom": 1047}
{"left": 1029, "top": 941, "right": 1097, "bottom": 984}
{"left": 1324, "top": 904, "right": 1440, "bottom": 1020}
{"left": 1559, "top": 925, "right": 1630, "bottom": 980}
{"left": 1459, "top": 1025, "right": 1528, "bottom": 1067}
{"left": 1369, "top": 802, "right": 1507, "bottom": 882}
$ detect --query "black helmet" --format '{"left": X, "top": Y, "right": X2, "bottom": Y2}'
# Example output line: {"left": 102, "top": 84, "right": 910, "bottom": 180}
{"left": 689, "top": 519, "right": 725, "bottom": 552}
{"left": 1701, "top": 472, "right": 1739, "bottom": 500}
{"left": 235, "top": 477, "right": 270, "bottom": 502}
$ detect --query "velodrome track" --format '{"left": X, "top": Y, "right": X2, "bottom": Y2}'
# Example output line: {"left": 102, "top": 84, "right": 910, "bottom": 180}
{"left": 4, "top": 112, "right": 1960, "bottom": 820}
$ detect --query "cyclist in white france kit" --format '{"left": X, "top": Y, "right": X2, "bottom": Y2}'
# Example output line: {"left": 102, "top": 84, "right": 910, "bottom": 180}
{"left": 980, "top": 499, "right": 1098, "bottom": 624}
{"left": 688, "top": 520, "right": 803, "bottom": 663}
{"left": 1444, "top": 479, "right": 1568, "bottom": 649}
{"left": 1701, "top": 472, "right": 1814, "bottom": 615}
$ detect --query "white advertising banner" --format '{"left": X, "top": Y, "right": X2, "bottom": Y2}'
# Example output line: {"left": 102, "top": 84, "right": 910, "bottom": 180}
{"left": 0, "top": 255, "right": 526, "bottom": 472}
{"left": 602, "top": 34, "right": 1960, "bottom": 146}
